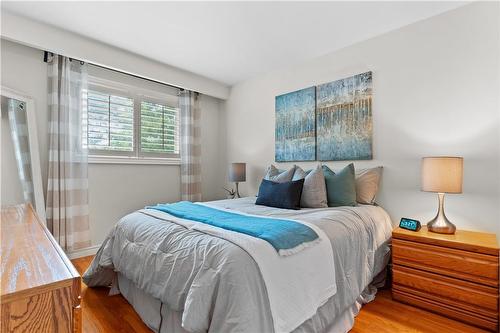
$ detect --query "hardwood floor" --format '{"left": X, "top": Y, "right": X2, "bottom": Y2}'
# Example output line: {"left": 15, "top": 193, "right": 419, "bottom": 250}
{"left": 72, "top": 256, "right": 152, "bottom": 333}
{"left": 72, "top": 256, "right": 489, "bottom": 333}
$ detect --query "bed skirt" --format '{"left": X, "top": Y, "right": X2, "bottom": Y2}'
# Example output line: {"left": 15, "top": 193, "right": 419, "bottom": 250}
{"left": 116, "top": 268, "right": 387, "bottom": 333}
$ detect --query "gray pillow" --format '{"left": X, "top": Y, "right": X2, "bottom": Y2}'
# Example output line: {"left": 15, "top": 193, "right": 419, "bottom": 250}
{"left": 292, "top": 167, "right": 306, "bottom": 181}
{"left": 293, "top": 165, "right": 328, "bottom": 208}
{"left": 264, "top": 165, "right": 295, "bottom": 183}
{"left": 355, "top": 166, "right": 383, "bottom": 204}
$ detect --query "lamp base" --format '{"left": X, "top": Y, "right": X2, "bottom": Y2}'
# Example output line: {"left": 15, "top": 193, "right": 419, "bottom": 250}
{"left": 235, "top": 182, "right": 241, "bottom": 198}
{"left": 427, "top": 192, "right": 456, "bottom": 234}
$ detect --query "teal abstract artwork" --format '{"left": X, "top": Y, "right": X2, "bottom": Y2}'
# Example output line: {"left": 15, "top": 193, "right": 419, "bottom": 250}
{"left": 275, "top": 87, "right": 316, "bottom": 162}
{"left": 316, "top": 72, "right": 373, "bottom": 160}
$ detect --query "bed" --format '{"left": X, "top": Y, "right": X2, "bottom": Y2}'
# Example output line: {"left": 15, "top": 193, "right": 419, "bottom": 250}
{"left": 83, "top": 197, "right": 393, "bottom": 333}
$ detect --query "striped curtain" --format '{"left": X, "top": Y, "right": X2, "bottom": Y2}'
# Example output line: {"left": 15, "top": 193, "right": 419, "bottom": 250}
{"left": 179, "top": 90, "right": 201, "bottom": 202}
{"left": 46, "top": 54, "right": 90, "bottom": 251}
{"left": 7, "top": 99, "right": 35, "bottom": 204}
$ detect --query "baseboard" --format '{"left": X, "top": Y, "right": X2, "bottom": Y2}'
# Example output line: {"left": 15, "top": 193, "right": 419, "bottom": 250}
{"left": 67, "top": 244, "right": 101, "bottom": 259}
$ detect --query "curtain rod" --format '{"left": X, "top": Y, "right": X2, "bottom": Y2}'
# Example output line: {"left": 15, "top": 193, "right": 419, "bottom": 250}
{"left": 43, "top": 51, "right": 199, "bottom": 94}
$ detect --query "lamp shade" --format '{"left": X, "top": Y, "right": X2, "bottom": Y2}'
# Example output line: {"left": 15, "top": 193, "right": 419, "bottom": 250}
{"left": 421, "top": 157, "right": 463, "bottom": 194}
{"left": 229, "top": 163, "right": 246, "bottom": 182}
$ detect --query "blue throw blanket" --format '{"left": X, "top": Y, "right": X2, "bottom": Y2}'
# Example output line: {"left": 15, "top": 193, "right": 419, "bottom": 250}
{"left": 146, "top": 201, "right": 318, "bottom": 252}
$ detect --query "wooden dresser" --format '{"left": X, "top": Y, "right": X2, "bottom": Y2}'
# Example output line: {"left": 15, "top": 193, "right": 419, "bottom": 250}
{"left": 392, "top": 226, "right": 499, "bottom": 332}
{"left": 1, "top": 204, "right": 82, "bottom": 333}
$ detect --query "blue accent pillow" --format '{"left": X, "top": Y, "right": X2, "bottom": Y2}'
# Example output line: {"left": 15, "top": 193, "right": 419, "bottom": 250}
{"left": 256, "top": 178, "right": 305, "bottom": 210}
{"left": 322, "top": 164, "right": 357, "bottom": 207}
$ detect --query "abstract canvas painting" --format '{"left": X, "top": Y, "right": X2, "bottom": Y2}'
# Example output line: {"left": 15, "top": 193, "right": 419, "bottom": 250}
{"left": 316, "top": 71, "right": 373, "bottom": 160}
{"left": 275, "top": 87, "right": 316, "bottom": 161}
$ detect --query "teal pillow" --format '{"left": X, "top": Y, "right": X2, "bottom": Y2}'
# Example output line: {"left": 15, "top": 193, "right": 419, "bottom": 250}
{"left": 322, "top": 164, "right": 357, "bottom": 207}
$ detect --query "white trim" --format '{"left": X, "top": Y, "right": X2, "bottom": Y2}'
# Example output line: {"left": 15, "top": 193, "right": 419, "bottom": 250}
{"left": 1, "top": 86, "right": 46, "bottom": 223}
{"left": 89, "top": 155, "right": 180, "bottom": 165}
{"left": 66, "top": 244, "right": 101, "bottom": 259}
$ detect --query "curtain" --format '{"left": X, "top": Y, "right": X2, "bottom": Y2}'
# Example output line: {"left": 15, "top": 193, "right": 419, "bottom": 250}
{"left": 46, "top": 54, "right": 90, "bottom": 251}
{"left": 8, "top": 99, "right": 35, "bottom": 204}
{"left": 179, "top": 90, "right": 201, "bottom": 202}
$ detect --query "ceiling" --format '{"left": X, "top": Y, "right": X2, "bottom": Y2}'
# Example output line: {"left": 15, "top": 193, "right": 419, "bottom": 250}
{"left": 2, "top": 1, "right": 467, "bottom": 86}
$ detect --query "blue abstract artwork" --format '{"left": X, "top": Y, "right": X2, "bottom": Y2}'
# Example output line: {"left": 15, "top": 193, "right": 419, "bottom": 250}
{"left": 275, "top": 87, "right": 316, "bottom": 162}
{"left": 316, "top": 72, "right": 373, "bottom": 161}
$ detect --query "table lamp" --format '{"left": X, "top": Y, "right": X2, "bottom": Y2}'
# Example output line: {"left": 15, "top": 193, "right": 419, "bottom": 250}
{"left": 229, "top": 163, "right": 246, "bottom": 198}
{"left": 421, "top": 157, "right": 463, "bottom": 234}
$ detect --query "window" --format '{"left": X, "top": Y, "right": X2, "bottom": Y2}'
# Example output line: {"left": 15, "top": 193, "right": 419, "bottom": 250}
{"left": 83, "top": 78, "right": 180, "bottom": 163}
{"left": 85, "top": 90, "right": 134, "bottom": 153}
{"left": 140, "top": 101, "right": 179, "bottom": 156}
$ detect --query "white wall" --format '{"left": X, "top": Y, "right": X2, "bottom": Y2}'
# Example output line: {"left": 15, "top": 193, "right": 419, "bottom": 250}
{"left": 1, "top": 11, "right": 229, "bottom": 100}
{"left": 1, "top": 39, "right": 227, "bottom": 247}
{"left": 225, "top": 2, "right": 500, "bottom": 236}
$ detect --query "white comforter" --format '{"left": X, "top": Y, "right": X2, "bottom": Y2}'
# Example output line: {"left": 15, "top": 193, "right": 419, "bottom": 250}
{"left": 143, "top": 201, "right": 336, "bottom": 333}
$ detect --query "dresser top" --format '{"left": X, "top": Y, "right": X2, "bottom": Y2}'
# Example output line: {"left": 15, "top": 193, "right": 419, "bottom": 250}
{"left": 1, "top": 204, "right": 79, "bottom": 303}
{"left": 393, "top": 226, "right": 499, "bottom": 256}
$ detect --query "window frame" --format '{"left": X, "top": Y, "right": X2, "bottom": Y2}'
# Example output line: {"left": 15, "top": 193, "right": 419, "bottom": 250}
{"left": 85, "top": 76, "right": 181, "bottom": 165}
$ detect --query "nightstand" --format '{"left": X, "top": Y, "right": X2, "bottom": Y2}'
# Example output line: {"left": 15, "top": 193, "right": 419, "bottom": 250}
{"left": 392, "top": 226, "right": 499, "bottom": 332}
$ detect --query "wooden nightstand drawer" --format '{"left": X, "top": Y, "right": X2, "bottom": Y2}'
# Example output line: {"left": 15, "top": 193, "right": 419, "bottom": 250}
{"left": 393, "top": 265, "right": 499, "bottom": 316}
{"left": 391, "top": 226, "right": 499, "bottom": 332}
{"left": 393, "top": 288, "right": 499, "bottom": 332}
{"left": 393, "top": 238, "right": 499, "bottom": 287}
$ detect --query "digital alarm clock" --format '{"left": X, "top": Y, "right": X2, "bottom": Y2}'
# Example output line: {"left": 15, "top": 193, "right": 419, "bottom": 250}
{"left": 399, "top": 218, "right": 421, "bottom": 231}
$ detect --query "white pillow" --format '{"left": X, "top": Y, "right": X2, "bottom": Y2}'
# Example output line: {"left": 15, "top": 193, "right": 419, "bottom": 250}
{"left": 355, "top": 166, "right": 383, "bottom": 204}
